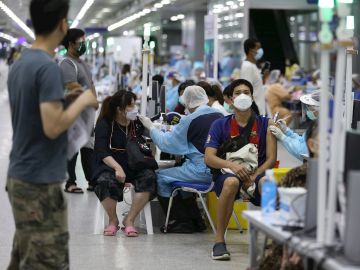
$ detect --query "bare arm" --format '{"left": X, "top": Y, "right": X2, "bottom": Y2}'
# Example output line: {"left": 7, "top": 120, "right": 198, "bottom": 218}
{"left": 40, "top": 90, "right": 98, "bottom": 139}
{"left": 102, "top": 156, "right": 122, "bottom": 171}
{"left": 252, "top": 120, "right": 277, "bottom": 179}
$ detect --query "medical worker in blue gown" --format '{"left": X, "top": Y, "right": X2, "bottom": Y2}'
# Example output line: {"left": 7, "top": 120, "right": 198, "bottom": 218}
{"left": 139, "top": 86, "right": 223, "bottom": 233}
{"left": 269, "top": 91, "right": 323, "bottom": 160}
{"left": 165, "top": 72, "right": 182, "bottom": 112}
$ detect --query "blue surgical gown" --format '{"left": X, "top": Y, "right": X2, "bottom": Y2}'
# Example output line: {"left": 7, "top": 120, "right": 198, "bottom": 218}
{"left": 150, "top": 105, "right": 223, "bottom": 197}
{"left": 166, "top": 83, "right": 180, "bottom": 112}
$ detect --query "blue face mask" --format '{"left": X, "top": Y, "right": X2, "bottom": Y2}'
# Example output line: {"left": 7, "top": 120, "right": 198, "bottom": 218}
{"left": 306, "top": 110, "right": 317, "bottom": 120}
{"left": 255, "top": 48, "right": 264, "bottom": 61}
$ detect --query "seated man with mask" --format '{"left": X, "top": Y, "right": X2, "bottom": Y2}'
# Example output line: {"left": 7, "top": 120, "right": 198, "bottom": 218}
{"left": 139, "top": 86, "right": 223, "bottom": 233}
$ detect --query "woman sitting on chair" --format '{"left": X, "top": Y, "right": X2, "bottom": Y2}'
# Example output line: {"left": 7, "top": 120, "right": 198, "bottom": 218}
{"left": 205, "top": 79, "right": 277, "bottom": 260}
{"left": 93, "top": 90, "right": 156, "bottom": 237}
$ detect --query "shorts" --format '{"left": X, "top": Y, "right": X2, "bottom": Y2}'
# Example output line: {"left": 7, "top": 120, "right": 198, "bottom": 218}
{"left": 95, "top": 171, "right": 124, "bottom": 202}
{"left": 6, "top": 177, "right": 69, "bottom": 270}
{"left": 213, "top": 172, "right": 265, "bottom": 206}
{"left": 95, "top": 170, "right": 157, "bottom": 202}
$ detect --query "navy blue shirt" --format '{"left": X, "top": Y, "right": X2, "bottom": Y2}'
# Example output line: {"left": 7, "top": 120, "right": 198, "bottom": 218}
{"left": 205, "top": 114, "right": 269, "bottom": 166}
{"left": 188, "top": 112, "right": 223, "bottom": 154}
{"left": 7, "top": 49, "right": 67, "bottom": 184}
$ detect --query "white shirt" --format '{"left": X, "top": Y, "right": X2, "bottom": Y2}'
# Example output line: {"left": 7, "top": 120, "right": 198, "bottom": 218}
{"left": 211, "top": 100, "right": 229, "bottom": 116}
{"left": 240, "top": 60, "right": 266, "bottom": 115}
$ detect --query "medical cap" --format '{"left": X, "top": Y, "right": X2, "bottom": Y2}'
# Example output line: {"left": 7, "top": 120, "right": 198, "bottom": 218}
{"left": 268, "top": 70, "right": 281, "bottom": 84}
{"left": 167, "top": 71, "right": 183, "bottom": 82}
{"left": 182, "top": 85, "right": 209, "bottom": 109}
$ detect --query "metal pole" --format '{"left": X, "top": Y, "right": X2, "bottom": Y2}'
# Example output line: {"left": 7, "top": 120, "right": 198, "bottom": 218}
{"left": 317, "top": 48, "right": 331, "bottom": 244}
{"left": 345, "top": 49, "right": 358, "bottom": 129}
{"left": 326, "top": 46, "right": 346, "bottom": 245}
{"left": 140, "top": 49, "right": 149, "bottom": 116}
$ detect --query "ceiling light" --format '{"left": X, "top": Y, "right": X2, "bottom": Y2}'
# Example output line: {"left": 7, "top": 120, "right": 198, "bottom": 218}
{"left": 71, "top": 0, "right": 95, "bottom": 28}
{"left": 231, "top": 4, "right": 238, "bottom": 9}
{"left": 123, "top": 30, "right": 129, "bottom": 36}
{"left": 177, "top": 14, "right": 185, "bottom": 20}
{"left": 170, "top": 16, "right": 178, "bottom": 21}
{"left": 214, "top": 4, "right": 224, "bottom": 9}
{"left": 0, "top": 1, "right": 35, "bottom": 40}
{"left": 213, "top": 9, "right": 221, "bottom": 13}
{"left": 226, "top": 1, "right": 234, "bottom": 5}
{"left": 102, "top": 8, "right": 112, "bottom": 13}
{"left": 99, "top": 47, "right": 104, "bottom": 53}
{"left": 108, "top": 0, "right": 176, "bottom": 31}
{"left": 235, "top": 12, "right": 244, "bottom": 17}
{"left": 239, "top": 2, "right": 244, "bottom": 6}
{"left": 0, "top": 32, "right": 16, "bottom": 43}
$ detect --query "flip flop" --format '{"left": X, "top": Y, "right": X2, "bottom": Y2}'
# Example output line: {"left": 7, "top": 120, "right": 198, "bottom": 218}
{"left": 104, "top": 224, "right": 120, "bottom": 236}
{"left": 64, "top": 186, "right": 84, "bottom": 194}
{"left": 121, "top": 226, "right": 139, "bottom": 237}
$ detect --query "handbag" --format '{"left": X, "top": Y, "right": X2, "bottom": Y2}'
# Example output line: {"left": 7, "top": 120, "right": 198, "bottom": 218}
{"left": 127, "top": 122, "right": 158, "bottom": 171}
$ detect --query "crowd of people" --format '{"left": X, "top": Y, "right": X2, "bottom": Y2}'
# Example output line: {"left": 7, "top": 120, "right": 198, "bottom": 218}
{"left": 2, "top": 0, "right": 352, "bottom": 269}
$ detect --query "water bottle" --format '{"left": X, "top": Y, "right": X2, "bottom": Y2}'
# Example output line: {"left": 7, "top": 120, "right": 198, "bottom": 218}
{"left": 261, "top": 169, "right": 277, "bottom": 223}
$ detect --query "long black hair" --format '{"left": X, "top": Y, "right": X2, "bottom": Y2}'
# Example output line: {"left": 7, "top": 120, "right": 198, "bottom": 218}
{"left": 228, "top": 79, "right": 260, "bottom": 115}
{"left": 305, "top": 120, "right": 319, "bottom": 158}
{"left": 97, "top": 90, "right": 136, "bottom": 124}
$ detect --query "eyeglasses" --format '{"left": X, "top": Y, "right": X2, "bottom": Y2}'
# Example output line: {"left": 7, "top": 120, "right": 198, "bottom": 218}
{"left": 109, "top": 121, "right": 126, "bottom": 152}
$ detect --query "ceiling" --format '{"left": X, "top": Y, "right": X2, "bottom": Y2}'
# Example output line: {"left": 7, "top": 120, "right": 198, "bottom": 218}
{"left": 0, "top": 0, "right": 207, "bottom": 41}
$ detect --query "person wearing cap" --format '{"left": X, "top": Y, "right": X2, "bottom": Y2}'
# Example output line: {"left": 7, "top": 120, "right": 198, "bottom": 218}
{"left": 204, "top": 79, "right": 277, "bottom": 260}
{"left": 139, "top": 86, "right": 223, "bottom": 233}
{"left": 165, "top": 71, "right": 182, "bottom": 112}
{"left": 269, "top": 90, "right": 321, "bottom": 160}
{"left": 265, "top": 69, "right": 293, "bottom": 124}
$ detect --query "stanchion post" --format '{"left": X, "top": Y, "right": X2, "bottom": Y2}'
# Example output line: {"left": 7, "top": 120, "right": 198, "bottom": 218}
{"left": 140, "top": 23, "right": 151, "bottom": 116}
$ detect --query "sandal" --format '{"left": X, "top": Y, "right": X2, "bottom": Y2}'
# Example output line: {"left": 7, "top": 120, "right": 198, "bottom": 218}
{"left": 64, "top": 185, "right": 84, "bottom": 194}
{"left": 104, "top": 224, "right": 120, "bottom": 236}
{"left": 121, "top": 226, "right": 139, "bottom": 237}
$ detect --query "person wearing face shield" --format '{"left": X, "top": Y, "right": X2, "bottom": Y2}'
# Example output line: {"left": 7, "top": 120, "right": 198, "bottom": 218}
{"left": 60, "top": 28, "right": 98, "bottom": 193}
{"left": 204, "top": 79, "right": 277, "bottom": 260}
{"left": 93, "top": 90, "right": 156, "bottom": 237}
{"left": 240, "top": 38, "right": 266, "bottom": 115}
{"left": 269, "top": 90, "right": 322, "bottom": 161}
{"left": 139, "top": 86, "right": 223, "bottom": 233}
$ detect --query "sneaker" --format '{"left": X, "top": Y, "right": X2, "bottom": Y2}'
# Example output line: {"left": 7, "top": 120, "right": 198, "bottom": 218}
{"left": 212, "top": 242, "right": 231, "bottom": 260}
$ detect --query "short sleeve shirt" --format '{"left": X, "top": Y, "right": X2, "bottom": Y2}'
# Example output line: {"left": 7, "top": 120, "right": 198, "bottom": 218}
{"left": 7, "top": 49, "right": 67, "bottom": 184}
{"left": 59, "top": 55, "right": 93, "bottom": 89}
{"left": 205, "top": 114, "right": 269, "bottom": 166}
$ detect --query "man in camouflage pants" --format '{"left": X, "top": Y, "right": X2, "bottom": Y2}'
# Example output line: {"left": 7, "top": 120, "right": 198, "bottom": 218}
{"left": 6, "top": 0, "right": 98, "bottom": 269}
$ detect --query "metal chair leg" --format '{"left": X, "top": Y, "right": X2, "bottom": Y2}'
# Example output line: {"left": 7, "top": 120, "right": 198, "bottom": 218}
{"left": 164, "top": 189, "right": 178, "bottom": 233}
{"left": 198, "top": 192, "right": 216, "bottom": 234}
{"left": 232, "top": 209, "right": 244, "bottom": 234}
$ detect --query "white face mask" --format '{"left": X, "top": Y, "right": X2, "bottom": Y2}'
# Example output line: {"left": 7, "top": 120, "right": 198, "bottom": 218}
{"left": 179, "top": 95, "right": 186, "bottom": 106}
{"left": 126, "top": 106, "right": 138, "bottom": 120}
{"left": 233, "top": 94, "right": 252, "bottom": 111}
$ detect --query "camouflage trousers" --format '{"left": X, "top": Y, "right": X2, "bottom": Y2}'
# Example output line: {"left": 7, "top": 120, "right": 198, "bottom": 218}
{"left": 6, "top": 177, "right": 69, "bottom": 270}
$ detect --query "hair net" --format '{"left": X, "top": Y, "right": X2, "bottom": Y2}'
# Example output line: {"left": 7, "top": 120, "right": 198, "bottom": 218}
{"left": 182, "top": 85, "right": 209, "bottom": 109}
{"left": 268, "top": 69, "right": 281, "bottom": 84}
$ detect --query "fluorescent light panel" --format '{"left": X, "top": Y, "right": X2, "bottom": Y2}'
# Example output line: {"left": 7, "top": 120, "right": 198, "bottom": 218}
{"left": 71, "top": 0, "right": 95, "bottom": 28}
{"left": 108, "top": 1, "right": 173, "bottom": 31}
{"left": 0, "top": 1, "right": 35, "bottom": 40}
{"left": 0, "top": 31, "right": 16, "bottom": 42}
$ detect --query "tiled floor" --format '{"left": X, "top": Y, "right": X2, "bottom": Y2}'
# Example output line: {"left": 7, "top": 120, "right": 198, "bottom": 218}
{"left": 0, "top": 63, "right": 301, "bottom": 270}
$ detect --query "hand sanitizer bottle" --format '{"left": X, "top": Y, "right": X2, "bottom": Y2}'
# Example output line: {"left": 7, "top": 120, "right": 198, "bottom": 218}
{"left": 261, "top": 169, "right": 277, "bottom": 223}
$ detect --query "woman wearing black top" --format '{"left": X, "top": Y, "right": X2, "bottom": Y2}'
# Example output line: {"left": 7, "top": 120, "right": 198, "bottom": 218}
{"left": 93, "top": 90, "right": 156, "bottom": 236}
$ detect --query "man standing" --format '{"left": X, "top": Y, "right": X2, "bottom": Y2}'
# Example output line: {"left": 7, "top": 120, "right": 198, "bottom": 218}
{"left": 6, "top": 0, "right": 98, "bottom": 269}
{"left": 60, "top": 28, "right": 97, "bottom": 193}
{"left": 240, "top": 38, "right": 266, "bottom": 115}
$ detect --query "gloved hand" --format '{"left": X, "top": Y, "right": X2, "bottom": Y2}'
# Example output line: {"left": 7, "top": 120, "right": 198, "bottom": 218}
{"left": 138, "top": 115, "right": 154, "bottom": 130}
{"left": 276, "top": 119, "right": 288, "bottom": 133}
{"left": 269, "top": 125, "right": 286, "bottom": 141}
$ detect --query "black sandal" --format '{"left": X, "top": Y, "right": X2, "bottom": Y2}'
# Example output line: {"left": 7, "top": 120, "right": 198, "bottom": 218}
{"left": 64, "top": 185, "right": 84, "bottom": 194}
